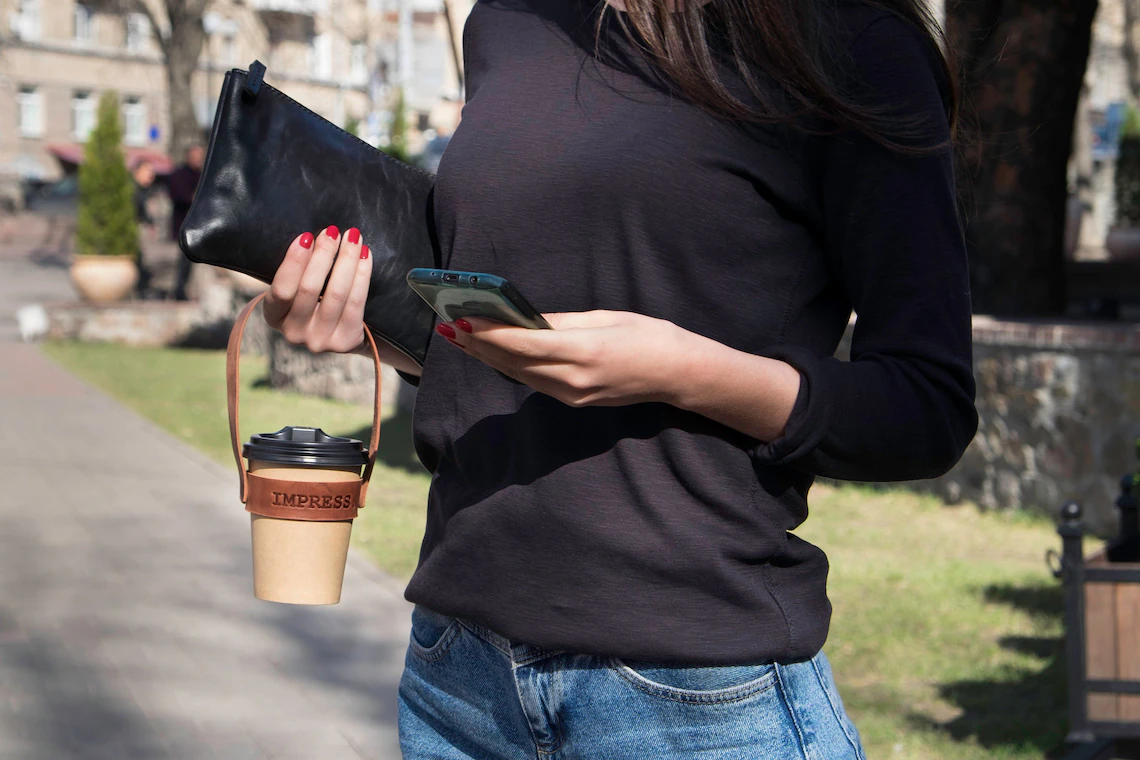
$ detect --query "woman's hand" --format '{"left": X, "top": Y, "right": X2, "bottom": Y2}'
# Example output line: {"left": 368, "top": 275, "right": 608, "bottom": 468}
{"left": 439, "top": 311, "right": 801, "bottom": 441}
{"left": 437, "top": 311, "right": 692, "bottom": 407}
{"left": 264, "top": 226, "right": 372, "bottom": 354}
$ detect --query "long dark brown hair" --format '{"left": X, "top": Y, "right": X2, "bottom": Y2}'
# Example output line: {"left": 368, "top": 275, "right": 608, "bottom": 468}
{"left": 601, "top": 0, "right": 956, "bottom": 151}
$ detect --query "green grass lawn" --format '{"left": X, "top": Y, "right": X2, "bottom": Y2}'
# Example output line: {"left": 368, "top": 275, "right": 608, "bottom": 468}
{"left": 43, "top": 340, "right": 1083, "bottom": 760}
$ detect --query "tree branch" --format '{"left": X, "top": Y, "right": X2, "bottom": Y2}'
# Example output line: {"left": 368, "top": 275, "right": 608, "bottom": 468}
{"left": 86, "top": 0, "right": 170, "bottom": 55}
{"left": 138, "top": 1, "right": 170, "bottom": 55}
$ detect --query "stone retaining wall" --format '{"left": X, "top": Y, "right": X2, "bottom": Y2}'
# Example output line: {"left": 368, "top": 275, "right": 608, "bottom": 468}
{"left": 47, "top": 300, "right": 206, "bottom": 346}
{"left": 906, "top": 317, "right": 1140, "bottom": 535}
{"left": 45, "top": 269, "right": 271, "bottom": 354}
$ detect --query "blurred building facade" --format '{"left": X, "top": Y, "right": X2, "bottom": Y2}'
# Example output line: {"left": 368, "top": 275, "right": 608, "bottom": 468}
{"left": 1076, "top": 0, "right": 1136, "bottom": 257}
{"left": 0, "top": 0, "right": 469, "bottom": 181}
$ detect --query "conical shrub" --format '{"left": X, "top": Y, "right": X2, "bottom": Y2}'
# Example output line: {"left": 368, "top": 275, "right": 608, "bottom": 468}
{"left": 75, "top": 92, "right": 138, "bottom": 257}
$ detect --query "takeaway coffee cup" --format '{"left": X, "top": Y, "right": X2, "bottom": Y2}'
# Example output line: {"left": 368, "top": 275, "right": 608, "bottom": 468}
{"left": 243, "top": 427, "right": 367, "bottom": 604}
{"left": 226, "top": 293, "right": 383, "bottom": 605}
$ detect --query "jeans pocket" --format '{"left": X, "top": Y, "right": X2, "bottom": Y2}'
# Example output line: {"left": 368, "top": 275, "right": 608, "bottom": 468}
{"left": 608, "top": 658, "right": 777, "bottom": 704}
{"left": 409, "top": 604, "right": 461, "bottom": 661}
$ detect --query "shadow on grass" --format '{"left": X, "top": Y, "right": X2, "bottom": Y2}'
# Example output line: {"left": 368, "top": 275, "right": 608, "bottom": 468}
{"left": 906, "top": 580, "right": 1069, "bottom": 757}
{"left": 348, "top": 406, "right": 425, "bottom": 475}
{"left": 982, "top": 583, "right": 1065, "bottom": 620}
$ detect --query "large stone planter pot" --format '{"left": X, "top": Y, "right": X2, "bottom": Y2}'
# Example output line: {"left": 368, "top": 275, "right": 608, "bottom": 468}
{"left": 69, "top": 255, "right": 139, "bottom": 304}
{"left": 1105, "top": 226, "right": 1140, "bottom": 261}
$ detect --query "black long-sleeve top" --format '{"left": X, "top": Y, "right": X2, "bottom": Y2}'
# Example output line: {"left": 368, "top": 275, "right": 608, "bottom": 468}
{"left": 404, "top": 0, "right": 978, "bottom": 665}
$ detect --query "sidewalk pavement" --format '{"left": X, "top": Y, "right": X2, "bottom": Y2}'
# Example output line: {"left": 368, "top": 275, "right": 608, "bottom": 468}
{"left": 0, "top": 255, "right": 413, "bottom": 759}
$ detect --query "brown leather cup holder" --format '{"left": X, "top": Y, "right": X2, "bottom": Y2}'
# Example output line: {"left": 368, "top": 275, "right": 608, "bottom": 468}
{"left": 226, "top": 292, "right": 383, "bottom": 521}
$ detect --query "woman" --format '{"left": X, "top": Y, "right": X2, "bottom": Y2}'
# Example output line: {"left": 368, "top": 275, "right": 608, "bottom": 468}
{"left": 263, "top": 0, "right": 978, "bottom": 756}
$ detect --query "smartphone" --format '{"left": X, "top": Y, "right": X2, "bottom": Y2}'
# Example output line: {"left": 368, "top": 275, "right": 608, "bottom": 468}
{"left": 406, "top": 268, "right": 552, "bottom": 329}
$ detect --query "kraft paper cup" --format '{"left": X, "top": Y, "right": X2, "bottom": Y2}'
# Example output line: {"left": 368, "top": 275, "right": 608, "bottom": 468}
{"left": 247, "top": 461, "right": 361, "bottom": 605}
{"left": 227, "top": 292, "right": 384, "bottom": 608}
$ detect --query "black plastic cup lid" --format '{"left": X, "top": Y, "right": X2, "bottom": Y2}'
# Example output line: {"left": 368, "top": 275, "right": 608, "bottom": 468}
{"left": 243, "top": 426, "right": 368, "bottom": 468}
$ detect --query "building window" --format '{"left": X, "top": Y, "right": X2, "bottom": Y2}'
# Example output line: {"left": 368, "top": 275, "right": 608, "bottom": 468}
{"left": 13, "top": 0, "right": 41, "bottom": 40}
{"left": 350, "top": 43, "right": 368, "bottom": 86}
{"left": 311, "top": 33, "right": 333, "bottom": 81}
{"left": 17, "top": 86, "right": 43, "bottom": 138}
{"left": 74, "top": 4, "right": 93, "bottom": 45}
{"left": 417, "top": 111, "right": 431, "bottom": 132}
{"left": 123, "top": 96, "right": 146, "bottom": 146}
{"left": 72, "top": 91, "right": 96, "bottom": 141}
{"left": 125, "top": 12, "right": 149, "bottom": 53}
{"left": 194, "top": 97, "right": 216, "bottom": 129}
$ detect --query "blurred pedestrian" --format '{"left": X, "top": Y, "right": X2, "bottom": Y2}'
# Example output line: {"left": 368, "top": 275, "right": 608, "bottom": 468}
{"left": 168, "top": 144, "right": 204, "bottom": 301}
{"left": 132, "top": 160, "right": 156, "bottom": 298}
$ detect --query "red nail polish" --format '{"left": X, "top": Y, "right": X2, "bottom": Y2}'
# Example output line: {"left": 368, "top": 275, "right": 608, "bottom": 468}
{"left": 446, "top": 338, "right": 464, "bottom": 349}
{"left": 455, "top": 318, "right": 473, "bottom": 334}
{"left": 347, "top": 227, "right": 361, "bottom": 244}
{"left": 298, "top": 232, "right": 314, "bottom": 249}
{"left": 326, "top": 225, "right": 340, "bottom": 240}
{"left": 360, "top": 244, "right": 370, "bottom": 260}
{"left": 436, "top": 323, "right": 457, "bottom": 340}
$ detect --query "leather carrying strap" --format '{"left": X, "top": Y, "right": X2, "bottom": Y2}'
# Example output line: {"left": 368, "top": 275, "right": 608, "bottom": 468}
{"left": 227, "top": 292, "right": 382, "bottom": 507}
{"left": 245, "top": 473, "right": 361, "bottom": 521}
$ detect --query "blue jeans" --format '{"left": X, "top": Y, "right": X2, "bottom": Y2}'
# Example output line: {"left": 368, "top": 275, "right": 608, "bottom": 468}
{"left": 398, "top": 605, "right": 866, "bottom": 759}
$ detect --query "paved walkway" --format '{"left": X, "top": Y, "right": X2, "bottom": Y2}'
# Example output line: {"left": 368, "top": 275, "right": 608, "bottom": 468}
{"left": 0, "top": 256, "right": 412, "bottom": 759}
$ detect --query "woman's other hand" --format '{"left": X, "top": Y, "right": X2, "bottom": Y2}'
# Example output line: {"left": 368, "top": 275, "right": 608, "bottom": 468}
{"left": 438, "top": 311, "right": 800, "bottom": 442}
{"left": 263, "top": 226, "right": 372, "bottom": 354}
{"left": 437, "top": 311, "right": 689, "bottom": 407}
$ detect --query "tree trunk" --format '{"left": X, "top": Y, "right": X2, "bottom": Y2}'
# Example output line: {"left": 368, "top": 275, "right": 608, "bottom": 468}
{"left": 90, "top": 1, "right": 207, "bottom": 159}
{"left": 160, "top": 0, "right": 208, "bottom": 160}
{"left": 947, "top": 0, "right": 1099, "bottom": 316}
{"left": 441, "top": 0, "right": 464, "bottom": 94}
{"left": 1125, "top": 0, "right": 1140, "bottom": 101}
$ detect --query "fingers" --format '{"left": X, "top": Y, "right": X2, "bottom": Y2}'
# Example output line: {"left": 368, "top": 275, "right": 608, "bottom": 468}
{"left": 281, "top": 225, "right": 340, "bottom": 338}
{"left": 264, "top": 230, "right": 315, "bottom": 327}
{"left": 441, "top": 318, "right": 594, "bottom": 382}
{"left": 313, "top": 226, "right": 363, "bottom": 338}
{"left": 329, "top": 243, "right": 372, "bottom": 352}
{"left": 440, "top": 321, "right": 595, "bottom": 401}
{"left": 264, "top": 224, "right": 374, "bottom": 355}
{"left": 443, "top": 318, "right": 554, "bottom": 361}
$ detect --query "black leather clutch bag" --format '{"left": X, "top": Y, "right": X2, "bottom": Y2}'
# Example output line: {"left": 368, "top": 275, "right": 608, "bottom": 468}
{"left": 180, "top": 61, "right": 438, "bottom": 367}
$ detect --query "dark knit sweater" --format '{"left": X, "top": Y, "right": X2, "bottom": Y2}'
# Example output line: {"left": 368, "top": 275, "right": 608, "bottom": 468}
{"left": 404, "top": 0, "right": 978, "bottom": 665}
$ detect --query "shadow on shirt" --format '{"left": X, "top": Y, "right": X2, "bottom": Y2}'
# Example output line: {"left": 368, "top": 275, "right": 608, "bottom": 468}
{"left": 421, "top": 389, "right": 810, "bottom": 527}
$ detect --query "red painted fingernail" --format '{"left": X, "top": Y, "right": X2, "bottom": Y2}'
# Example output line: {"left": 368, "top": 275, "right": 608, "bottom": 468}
{"left": 446, "top": 338, "right": 464, "bottom": 349}
{"left": 347, "top": 227, "right": 360, "bottom": 244}
{"left": 298, "top": 232, "right": 314, "bottom": 249}
{"left": 360, "top": 244, "right": 370, "bottom": 260}
{"left": 455, "top": 318, "right": 473, "bottom": 333}
{"left": 326, "top": 225, "right": 340, "bottom": 240}
{"left": 436, "top": 323, "right": 456, "bottom": 340}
